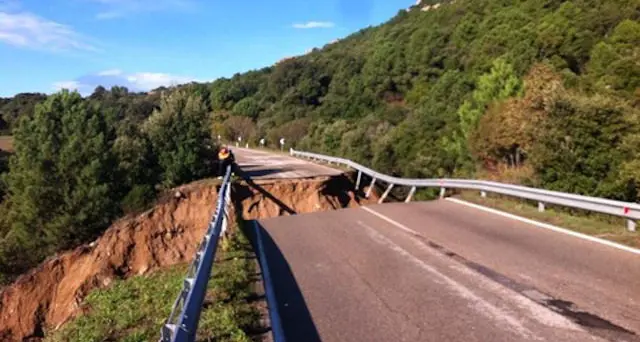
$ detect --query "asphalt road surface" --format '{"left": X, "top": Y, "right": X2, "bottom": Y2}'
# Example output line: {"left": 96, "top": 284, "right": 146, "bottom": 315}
{"left": 255, "top": 201, "right": 640, "bottom": 342}
{"left": 233, "top": 147, "right": 342, "bottom": 179}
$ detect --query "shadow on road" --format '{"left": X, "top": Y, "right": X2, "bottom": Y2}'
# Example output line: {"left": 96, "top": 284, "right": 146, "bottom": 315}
{"left": 249, "top": 221, "right": 322, "bottom": 342}
{"left": 233, "top": 164, "right": 320, "bottom": 340}
{"left": 320, "top": 174, "right": 367, "bottom": 207}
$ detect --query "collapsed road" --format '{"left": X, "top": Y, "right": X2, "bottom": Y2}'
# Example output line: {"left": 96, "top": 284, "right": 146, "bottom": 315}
{"left": 237, "top": 148, "right": 640, "bottom": 342}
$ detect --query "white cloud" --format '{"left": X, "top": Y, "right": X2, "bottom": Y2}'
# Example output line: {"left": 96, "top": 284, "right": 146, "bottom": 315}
{"left": 0, "top": 11, "right": 97, "bottom": 52}
{"left": 126, "top": 72, "right": 195, "bottom": 90}
{"left": 52, "top": 70, "right": 198, "bottom": 95}
{"left": 0, "top": 31, "right": 25, "bottom": 45}
{"left": 292, "top": 21, "right": 335, "bottom": 29}
{"left": 90, "top": 0, "right": 195, "bottom": 19}
{"left": 53, "top": 80, "right": 81, "bottom": 91}
{"left": 97, "top": 68, "right": 123, "bottom": 76}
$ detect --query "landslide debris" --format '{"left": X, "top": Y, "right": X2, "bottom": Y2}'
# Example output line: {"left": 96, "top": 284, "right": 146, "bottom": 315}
{"left": 0, "top": 174, "right": 374, "bottom": 341}
{"left": 0, "top": 180, "right": 222, "bottom": 341}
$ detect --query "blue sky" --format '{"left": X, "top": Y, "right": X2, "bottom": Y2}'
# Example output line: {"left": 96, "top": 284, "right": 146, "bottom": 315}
{"left": 0, "top": 0, "right": 414, "bottom": 97}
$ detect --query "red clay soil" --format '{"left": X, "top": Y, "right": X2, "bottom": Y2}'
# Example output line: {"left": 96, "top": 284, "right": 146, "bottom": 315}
{"left": 0, "top": 180, "right": 222, "bottom": 341}
{"left": 0, "top": 175, "right": 373, "bottom": 341}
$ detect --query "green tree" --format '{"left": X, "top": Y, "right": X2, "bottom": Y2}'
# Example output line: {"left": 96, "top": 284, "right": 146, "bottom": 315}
{"left": 1, "top": 91, "right": 118, "bottom": 276}
{"left": 459, "top": 58, "right": 523, "bottom": 139}
{"left": 450, "top": 58, "right": 523, "bottom": 171}
{"left": 232, "top": 97, "right": 261, "bottom": 120}
{"left": 471, "top": 63, "right": 564, "bottom": 168}
{"left": 530, "top": 93, "right": 633, "bottom": 200}
{"left": 0, "top": 93, "right": 47, "bottom": 132}
{"left": 0, "top": 150, "right": 8, "bottom": 200}
{"left": 143, "top": 91, "right": 213, "bottom": 188}
{"left": 267, "top": 118, "right": 311, "bottom": 149}
{"left": 588, "top": 19, "right": 640, "bottom": 94}
{"left": 112, "top": 119, "right": 160, "bottom": 210}
{"left": 221, "top": 116, "right": 257, "bottom": 143}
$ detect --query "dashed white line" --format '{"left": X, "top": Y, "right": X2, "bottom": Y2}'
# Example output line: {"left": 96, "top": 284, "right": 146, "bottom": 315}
{"left": 356, "top": 220, "right": 536, "bottom": 339}
{"left": 361, "top": 206, "right": 421, "bottom": 236}
{"left": 358, "top": 208, "right": 594, "bottom": 336}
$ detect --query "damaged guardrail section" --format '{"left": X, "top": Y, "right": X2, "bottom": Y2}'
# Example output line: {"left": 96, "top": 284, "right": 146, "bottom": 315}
{"left": 290, "top": 149, "right": 640, "bottom": 232}
{"left": 160, "top": 165, "right": 233, "bottom": 342}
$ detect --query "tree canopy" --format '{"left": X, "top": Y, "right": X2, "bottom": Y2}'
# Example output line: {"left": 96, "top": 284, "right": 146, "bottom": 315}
{"left": 0, "top": 88, "right": 215, "bottom": 282}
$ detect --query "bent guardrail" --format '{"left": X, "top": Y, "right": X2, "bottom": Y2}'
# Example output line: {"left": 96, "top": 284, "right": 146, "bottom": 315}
{"left": 290, "top": 149, "right": 639, "bottom": 232}
{"left": 160, "top": 165, "right": 233, "bottom": 342}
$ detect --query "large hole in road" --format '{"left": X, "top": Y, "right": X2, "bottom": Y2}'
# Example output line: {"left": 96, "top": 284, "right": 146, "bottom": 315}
{"left": 0, "top": 173, "right": 376, "bottom": 341}
{"left": 232, "top": 174, "right": 377, "bottom": 220}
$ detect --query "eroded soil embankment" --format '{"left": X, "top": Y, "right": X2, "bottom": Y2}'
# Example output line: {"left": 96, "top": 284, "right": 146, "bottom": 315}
{"left": 0, "top": 174, "right": 373, "bottom": 341}
{"left": 235, "top": 175, "right": 376, "bottom": 220}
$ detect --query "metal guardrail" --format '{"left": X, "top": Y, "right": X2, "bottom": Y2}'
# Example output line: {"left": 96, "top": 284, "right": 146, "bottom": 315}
{"left": 251, "top": 221, "right": 286, "bottom": 342}
{"left": 160, "top": 165, "right": 233, "bottom": 342}
{"left": 290, "top": 149, "right": 639, "bottom": 232}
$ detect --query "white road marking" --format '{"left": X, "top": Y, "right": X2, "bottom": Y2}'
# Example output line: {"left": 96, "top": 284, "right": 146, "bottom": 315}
{"left": 450, "top": 264, "right": 586, "bottom": 332}
{"left": 357, "top": 209, "right": 595, "bottom": 336}
{"left": 445, "top": 197, "right": 640, "bottom": 256}
{"left": 361, "top": 206, "right": 421, "bottom": 236}
{"left": 355, "top": 220, "right": 536, "bottom": 339}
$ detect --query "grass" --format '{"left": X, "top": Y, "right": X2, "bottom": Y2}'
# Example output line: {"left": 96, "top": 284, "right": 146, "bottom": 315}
{"left": 457, "top": 191, "right": 640, "bottom": 248}
{"left": 0, "top": 136, "right": 13, "bottom": 152}
{"left": 46, "top": 228, "right": 261, "bottom": 342}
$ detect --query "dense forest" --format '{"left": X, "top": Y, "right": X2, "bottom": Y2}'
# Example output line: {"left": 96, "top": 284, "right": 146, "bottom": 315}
{"left": 1, "top": 0, "right": 640, "bottom": 282}
{"left": 0, "top": 87, "right": 215, "bottom": 283}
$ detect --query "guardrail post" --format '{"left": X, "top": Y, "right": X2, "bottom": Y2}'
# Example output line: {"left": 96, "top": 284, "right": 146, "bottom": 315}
{"left": 481, "top": 191, "right": 487, "bottom": 198}
{"left": 222, "top": 208, "right": 228, "bottom": 235}
{"left": 405, "top": 187, "right": 417, "bottom": 203}
{"left": 222, "top": 182, "right": 231, "bottom": 235}
{"left": 538, "top": 202, "right": 545, "bottom": 213}
{"left": 355, "top": 171, "right": 362, "bottom": 191}
{"left": 627, "top": 219, "right": 636, "bottom": 232}
{"left": 366, "top": 178, "right": 377, "bottom": 198}
{"left": 439, "top": 188, "right": 446, "bottom": 199}
{"left": 379, "top": 184, "right": 395, "bottom": 204}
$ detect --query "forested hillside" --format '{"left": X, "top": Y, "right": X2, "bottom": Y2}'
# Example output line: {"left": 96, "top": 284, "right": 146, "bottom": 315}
{"left": 205, "top": 0, "right": 640, "bottom": 199}
{"left": 1, "top": 0, "right": 639, "bottom": 282}
{"left": 0, "top": 94, "right": 46, "bottom": 135}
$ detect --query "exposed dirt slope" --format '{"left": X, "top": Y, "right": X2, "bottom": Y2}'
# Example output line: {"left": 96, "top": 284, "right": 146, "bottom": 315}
{"left": 0, "top": 175, "right": 373, "bottom": 341}
{"left": 0, "top": 181, "right": 222, "bottom": 341}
